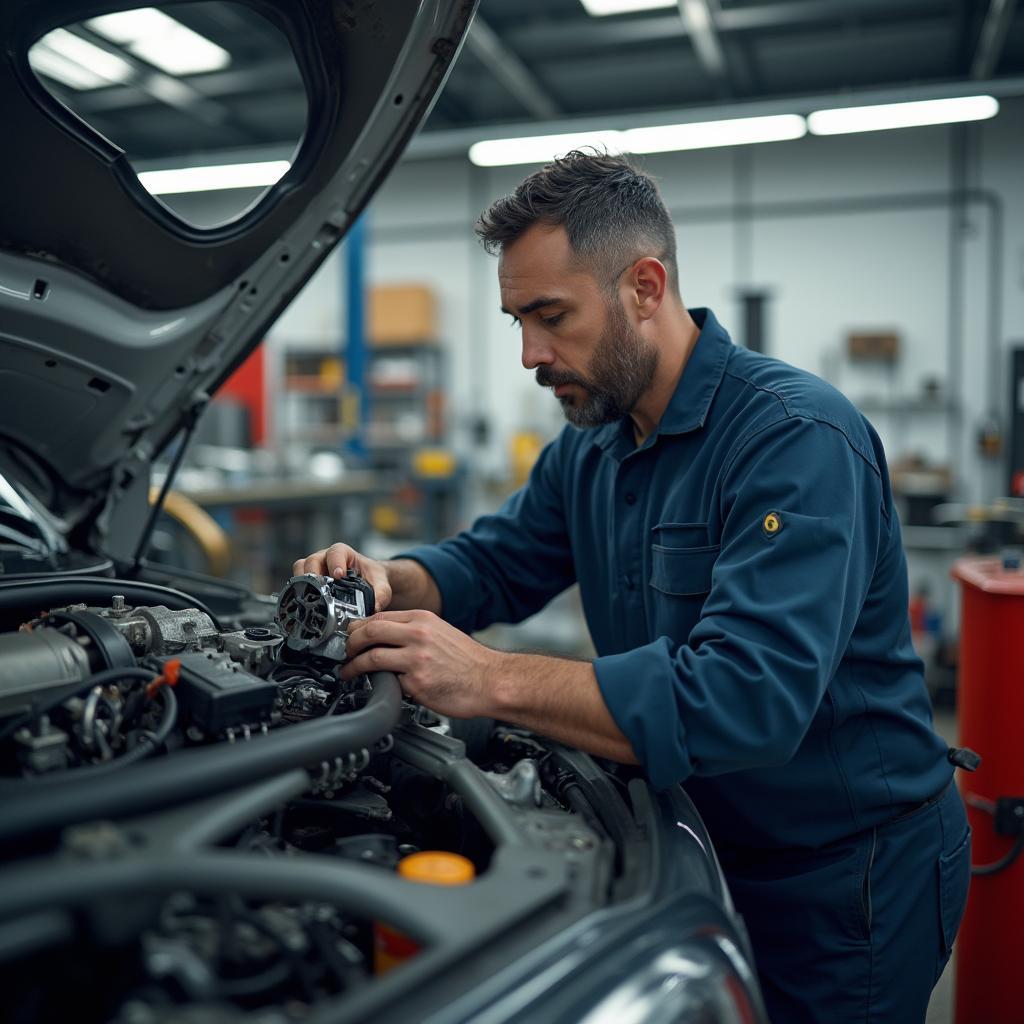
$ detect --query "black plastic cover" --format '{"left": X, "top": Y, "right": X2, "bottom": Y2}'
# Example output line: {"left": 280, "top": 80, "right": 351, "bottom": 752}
{"left": 174, "top": 650, "right": 276, "bottom": 734}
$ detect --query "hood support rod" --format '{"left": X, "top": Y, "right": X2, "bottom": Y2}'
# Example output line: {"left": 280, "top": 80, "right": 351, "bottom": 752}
{"left": 129, "top": 402, "right": 204, "bottom": 574}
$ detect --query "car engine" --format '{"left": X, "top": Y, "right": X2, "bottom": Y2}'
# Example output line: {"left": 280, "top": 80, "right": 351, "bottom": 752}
{"left": 0, "top": 573, "right": 626, "bottom": 1024}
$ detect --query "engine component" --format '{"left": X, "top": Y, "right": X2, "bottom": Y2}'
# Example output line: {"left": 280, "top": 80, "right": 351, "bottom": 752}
{"left": 275, "top": 572, "right": 375, "bottom": 663}
{"left": 13, "top": 716, "right": 70, "bottom": 773}
{"left": 375, "top": 851, "right": 477, "bottom": 975}
{"left": 220, "top": 627, "right": 284, "bottom": 675}
{"left": 0, "top": 628, "right": 91, "bottom": 717}
{"left": 174, "top": 652, "right": 278, "bottom": 736}
{"left": 0, "top": 672, "right": 403, "bottom": 842}
{"left": 483, "top": 759, "right": 543, "bottom": 808}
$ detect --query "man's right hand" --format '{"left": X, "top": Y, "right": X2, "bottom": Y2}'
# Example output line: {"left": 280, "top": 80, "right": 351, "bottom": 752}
{"left": 292, "top": 543, "right": 393, "bottom": 612}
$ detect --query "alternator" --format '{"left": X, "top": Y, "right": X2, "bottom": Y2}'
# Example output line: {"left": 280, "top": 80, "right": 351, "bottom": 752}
{"left": 274, "top": 572, "right": 375, "bottom": 663}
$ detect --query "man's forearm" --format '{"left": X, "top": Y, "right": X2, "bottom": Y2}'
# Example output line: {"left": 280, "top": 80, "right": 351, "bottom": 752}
{"left": 385, "top": 558, "right": 442, "bottom": 614}
{"left": 488, "top": 651, "right": 639, "bottom": 765}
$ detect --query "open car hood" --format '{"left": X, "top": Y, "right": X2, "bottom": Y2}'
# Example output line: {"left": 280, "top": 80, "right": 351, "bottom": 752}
{"left": 0, "top": 0, "right": 476, "bottom": 563}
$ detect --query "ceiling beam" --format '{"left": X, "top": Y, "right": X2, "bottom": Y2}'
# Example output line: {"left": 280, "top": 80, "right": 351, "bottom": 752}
{"left": 71, "top": 60, "right": 303, "bottom": 114}
{"left": 506, "top": 0, "right": 947, "bottom": 57}
{"left": 971, "top": 0, "right": 1019, "bottom": 78}
{"left": 464, "top": 15, "right": 561, "bottom": 120}
{"left": 677, "top": 0, "right": 728, "bottom": 86}
{"left": 70, "top": 25, "right": 235, "bottom": 130}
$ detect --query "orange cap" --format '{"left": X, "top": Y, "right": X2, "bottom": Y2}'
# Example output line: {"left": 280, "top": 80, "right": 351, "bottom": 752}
{"left": 397, "top": 851, "right": 475, "bottom": 886}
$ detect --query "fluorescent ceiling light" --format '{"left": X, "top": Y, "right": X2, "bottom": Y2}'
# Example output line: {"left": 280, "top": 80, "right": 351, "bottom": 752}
{"left": 29, "top": 46, "right": 109, "bottom": 90}
{"left": 469, "top": 114, "right": 809, "bottom": 166}
{"left": 808, "top": 95, "right": 999, "bottom": 135}
{"left": 469, "top": 131, "right": 625, "bottom": 167}
{"left": 87, "top": 7, "right": 230, "bottom": 75}
{"left": 625, "top": 114, "right": 807, "bottom": 152}
{"left": 138, "top": 160, "right": 290, "bottom": 195}
{"left": 579, "top": 0, "right": 676, "bottom": 14}
{"left": 29, "top": 27, "right": 134, "bottom": 89}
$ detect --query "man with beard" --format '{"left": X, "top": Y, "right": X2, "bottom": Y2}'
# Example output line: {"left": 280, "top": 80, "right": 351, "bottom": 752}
{"left": 294, "top": 151, "right": 969, "bottom": 1023}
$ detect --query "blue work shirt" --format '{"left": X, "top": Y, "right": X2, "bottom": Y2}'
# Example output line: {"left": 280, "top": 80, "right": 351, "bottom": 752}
{"left": 403, "top": 308, "right": 952, "bottom": 850}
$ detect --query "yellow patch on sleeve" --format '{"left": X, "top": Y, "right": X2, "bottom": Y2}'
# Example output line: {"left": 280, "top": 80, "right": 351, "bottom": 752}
{"left": 763, "top": 511, "right": 782, "bottom": 536}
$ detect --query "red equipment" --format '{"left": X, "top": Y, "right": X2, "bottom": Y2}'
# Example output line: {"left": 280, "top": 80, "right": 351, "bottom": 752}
{"left": 951, "top": 556, "right": 1024, "bottom": 1024}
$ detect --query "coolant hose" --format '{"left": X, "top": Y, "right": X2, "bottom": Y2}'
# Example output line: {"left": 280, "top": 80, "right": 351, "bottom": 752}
{"left": 0, "top": 671, "right": 402, "bottom": 843}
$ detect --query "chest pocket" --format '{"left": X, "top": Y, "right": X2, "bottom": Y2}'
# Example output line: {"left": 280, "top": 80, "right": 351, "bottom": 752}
{"left": 649, "top": 541, "right": 719, "bottom": 640}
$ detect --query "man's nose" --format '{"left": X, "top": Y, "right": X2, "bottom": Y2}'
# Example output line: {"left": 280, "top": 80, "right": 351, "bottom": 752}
{"left": 521, "top": 327, "right": 554, "bottom": 370}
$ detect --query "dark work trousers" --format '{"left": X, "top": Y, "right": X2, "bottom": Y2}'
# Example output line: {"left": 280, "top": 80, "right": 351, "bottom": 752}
{"left": 719, "top": 783, "right": 971, "bottom": 1023}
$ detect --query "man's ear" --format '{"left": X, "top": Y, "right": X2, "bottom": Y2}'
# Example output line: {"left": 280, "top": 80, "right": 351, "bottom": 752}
{"left": 628, "top": 257, "right": 668, "bottom": 321}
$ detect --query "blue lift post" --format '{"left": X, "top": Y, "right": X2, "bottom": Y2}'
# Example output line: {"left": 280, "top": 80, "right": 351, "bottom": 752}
{"left": 344, "top": 212, "right": 369, "bottom": 461}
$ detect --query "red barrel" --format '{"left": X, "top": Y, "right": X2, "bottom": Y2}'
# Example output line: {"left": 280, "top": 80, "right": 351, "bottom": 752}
{"left": 951, "top": 557, "right": 1024, "bottom": 1023}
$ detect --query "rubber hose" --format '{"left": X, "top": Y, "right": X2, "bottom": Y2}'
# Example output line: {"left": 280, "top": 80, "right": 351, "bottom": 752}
{"left": 0, "top": 577, "right": 221, "bottom": 629}
{"left": 0, "top": 848, "right": 447, "bottom": 946}
{"left": 42, "top": 685, "right": 179, "bottom": 778}
{"left": 0, "top": 672, "right": 402, "bottom": 843}
{"left": 0, "top": 666, "right": 157, "bottom": 743}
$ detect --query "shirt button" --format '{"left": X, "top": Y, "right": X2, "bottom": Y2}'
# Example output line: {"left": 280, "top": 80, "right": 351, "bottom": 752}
{"left": 624, "top": 492, "right": 637, "bottom": 505}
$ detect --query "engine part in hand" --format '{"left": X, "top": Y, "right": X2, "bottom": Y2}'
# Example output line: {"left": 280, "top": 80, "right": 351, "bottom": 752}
{"left": 275, "top": 572, "right": 375, "bottom": 662}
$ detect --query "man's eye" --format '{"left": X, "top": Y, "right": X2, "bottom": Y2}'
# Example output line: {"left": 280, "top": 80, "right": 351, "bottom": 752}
{"left": 507, "top": 316, "right": 521, "bottom": 329}
{"left": 541, "top": 312, "right": 565, "bottom": 327}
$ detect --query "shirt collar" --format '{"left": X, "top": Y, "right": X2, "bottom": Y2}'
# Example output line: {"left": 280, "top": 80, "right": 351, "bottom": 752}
{"left": 592, "top": 306, "right": 733, "bottom": 454}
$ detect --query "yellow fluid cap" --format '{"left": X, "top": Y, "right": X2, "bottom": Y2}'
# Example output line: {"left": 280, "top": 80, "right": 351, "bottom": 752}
{"left": 398, "top": 851, "right": 475, "bottom": 886}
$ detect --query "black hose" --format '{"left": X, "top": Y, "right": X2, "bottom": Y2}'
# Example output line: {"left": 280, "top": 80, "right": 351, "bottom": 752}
{"left": 45, "top": 686, "right": 179, "bottom": 779}
{"left": 0, "top": 666, "right": 157, "bottom": 743}
{"left": 0, "top": 847, "right": 448, "bottom": 946}
{"left": 216, "top": 956, "right": 291, "bottom": 998}
{"left": 0, "top": 577, "right": 222, "bottom": 630}
{"left": 0, "top": 672, "right": 402, "bottom": 843}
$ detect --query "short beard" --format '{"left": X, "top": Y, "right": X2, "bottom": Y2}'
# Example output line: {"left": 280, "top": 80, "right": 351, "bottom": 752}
{"left": 536, "top": 297, "right": 658, "bottom": 428}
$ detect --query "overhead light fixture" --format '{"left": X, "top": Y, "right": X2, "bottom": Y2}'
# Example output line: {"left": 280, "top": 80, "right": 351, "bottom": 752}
{"left": 579, "top": 0, "right": 676, "bottom": 14}
{"left": 29, "top": 46, "right": 109, "bottom": 90}
{"left": 469, "top": 131, "right": 626, "bottom": 167}
{"left": 137, "top": 160, "right": 290, "bottom": 195}
{"left": 468, "top": 114, "right": 809, "bottom": 167}
{"left": 808, "top": 95, "right": 999, "bottom": 135}
{"left": 28, "top": 27, "right": 134, "bottom": 89}
{"left": 625, "top": 114, "right": 807, "bottom": 152}
{"left": 87, "top": 7, "right": 230, "bottom": 75}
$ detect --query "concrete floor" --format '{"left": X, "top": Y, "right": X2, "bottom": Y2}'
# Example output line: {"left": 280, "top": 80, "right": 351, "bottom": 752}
{"left": 926, "top": 708, "right": 959, "bottom": 1024}
{"left": 928, "top": 957, "right": 954, "bottom": 1024}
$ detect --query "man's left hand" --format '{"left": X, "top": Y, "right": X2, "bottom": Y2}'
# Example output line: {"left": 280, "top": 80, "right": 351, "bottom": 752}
{"left": 339, "top": 611, "right": 500, "bottom": 719}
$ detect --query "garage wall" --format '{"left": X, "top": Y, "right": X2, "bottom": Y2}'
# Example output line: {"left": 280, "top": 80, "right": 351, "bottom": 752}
{"left": 172, "top": 98, "right": 1023, "bottom": 505}
{"left": 264, "top": 98, "right": 1021, "bottom": 503}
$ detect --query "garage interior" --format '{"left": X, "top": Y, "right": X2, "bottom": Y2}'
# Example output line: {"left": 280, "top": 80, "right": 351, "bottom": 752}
{"left": 13, "top": 0, "right": 1024, "bottom": 1021}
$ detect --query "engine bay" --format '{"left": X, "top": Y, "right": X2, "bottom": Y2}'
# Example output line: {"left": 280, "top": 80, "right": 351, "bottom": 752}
{"left": 0, "top": 573, "right": 641, "bottom": 1024}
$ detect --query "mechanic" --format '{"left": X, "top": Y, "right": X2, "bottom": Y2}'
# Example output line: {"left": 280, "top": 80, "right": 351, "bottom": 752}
{"left": 295, "top": 151, "right": 970, "bottom": 1023}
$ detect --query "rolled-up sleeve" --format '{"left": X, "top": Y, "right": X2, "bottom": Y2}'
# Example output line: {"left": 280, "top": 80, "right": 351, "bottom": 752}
{"left": 399, "top": 433, "right": 577, "bottom": 634}
{"left": 593, "top": 416, "right": 883, "bottom": 790}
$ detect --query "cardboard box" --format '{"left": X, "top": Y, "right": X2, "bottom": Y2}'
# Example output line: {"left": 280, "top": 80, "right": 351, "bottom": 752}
{"left": 848, "top": 331, "right": 900, "bottom": 362}
{"left": 369, "top": 284, "right": 437, "bottom": 344}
